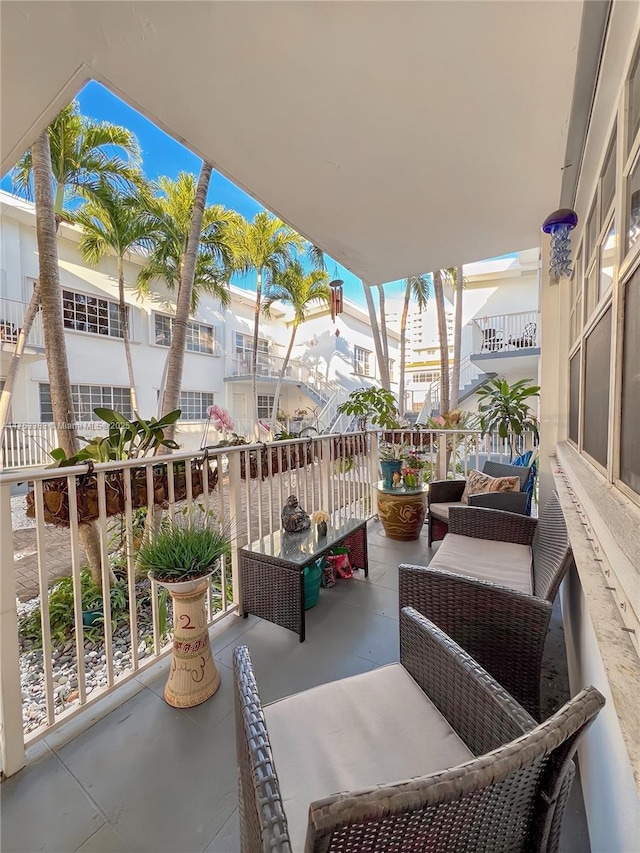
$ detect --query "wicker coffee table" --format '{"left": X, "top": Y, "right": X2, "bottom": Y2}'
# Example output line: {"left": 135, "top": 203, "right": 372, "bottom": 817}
{"left": 239, "top": 517, "right": 368, "bottom": 641}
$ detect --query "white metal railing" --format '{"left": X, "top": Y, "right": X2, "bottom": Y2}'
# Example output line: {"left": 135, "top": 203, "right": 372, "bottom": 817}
{"left": 472, "top": 311, "right": 539, "bottom": 355}
{"left": 1, "top": 422, "right": 107, "bottom": 471}
{"left": 0, "top": 433, "right": 374, "bottom": 775}
{"left": 0, "top": 298, "right": 45, "bottom": 349}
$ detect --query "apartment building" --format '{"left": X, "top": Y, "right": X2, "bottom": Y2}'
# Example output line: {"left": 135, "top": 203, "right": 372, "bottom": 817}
{"left": 0, "top": 191, "right": 400, "bottom": 458}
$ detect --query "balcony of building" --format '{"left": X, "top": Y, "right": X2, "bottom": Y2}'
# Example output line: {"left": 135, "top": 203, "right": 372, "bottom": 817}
{"left": 0, "top": 298, "right": 45, "bottom": 363}
{"left": 468, "top": 310, "right": 540, "bottom": 375}
{"left": 0, "top": 429, "right": 591, "bottom": 852}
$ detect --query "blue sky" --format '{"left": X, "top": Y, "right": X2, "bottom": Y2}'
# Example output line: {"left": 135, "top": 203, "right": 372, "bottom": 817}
{"left": 2, "top": 80, "right": 384, "bottom": 305}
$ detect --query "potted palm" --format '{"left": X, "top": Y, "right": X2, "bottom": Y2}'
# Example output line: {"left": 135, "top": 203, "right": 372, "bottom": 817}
{"left": 135, "top": 518, "right": 231, "bottom": 708}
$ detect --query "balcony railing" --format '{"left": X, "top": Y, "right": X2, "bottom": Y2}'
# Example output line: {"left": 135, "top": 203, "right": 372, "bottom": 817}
{"left": 0, "top": 298, "right": 45, "bottom": 349}
{"left": 0, "top": 428, "right": 534, "bottom": 776}
{"left": 471, "top": 310, "right": 539, "bottom": 355}
{"left": 226, "top": 354, "right": 342, "bottom": 405}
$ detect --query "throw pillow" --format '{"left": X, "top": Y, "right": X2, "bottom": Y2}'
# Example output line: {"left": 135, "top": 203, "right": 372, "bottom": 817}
{"left": 461, "top": 469, "right": 521, "bottom": 504}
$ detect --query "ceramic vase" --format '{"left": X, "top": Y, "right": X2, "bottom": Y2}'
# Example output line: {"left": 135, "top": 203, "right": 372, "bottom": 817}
{"left": 150, "top": 572, "right": 220, "bottom": 708}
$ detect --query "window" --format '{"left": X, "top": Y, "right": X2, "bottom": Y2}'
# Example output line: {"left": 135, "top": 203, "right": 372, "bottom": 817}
{"left": 629, "top": 47, "right": 640, "bottom": 154}
{"left": 570, "top": 249, "right": 583, "bottom": 344}
{"left": 39, "top": 383, "right": 133, "bottom": 422}
{"left": 389, "top": 359, "right": 395, "bottom": 382}
{"left": 626, "top": 152, "right": 640, "bottom": 255}
{"left": 585, "top": 202, "right": 598, "bottom": 265}
{"left": 620, "top": 269, "right": 640, "bottom": 494}
{"left": 569, "top": 350, "right": 581, "bottom": 445}
{"left": 412, "top": 371, "right": 439, "bottom": 384}
{"left": 354, "top": 346, "right": 371, "bottom": 376}
{"left": 601, "top": 131, "right": 616, "bottom": 225}
{"left": 155, "top": 314, "right": 215, "bottom": 354}
{"left": 234, "top": 333, "right": 268, "bottom": 372}
{"left": 257, "top": 395, "right": 274, "bottom": 420}
{"left": 582, "top": 307, "right": 612, "bottom": 468}
{"left": 599, "top": 222, "right": 616, "bottom": 299}
{"left": 178, "top": 391, "right": 214, "bottom": 420}
{"left": 62, "top": 290, "right": 123, "bottom": 338}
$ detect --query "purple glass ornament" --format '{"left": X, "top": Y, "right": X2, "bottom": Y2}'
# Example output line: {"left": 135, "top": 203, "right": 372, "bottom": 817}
{"left": 542, "top": 209, "right": 578, "bottom": 280}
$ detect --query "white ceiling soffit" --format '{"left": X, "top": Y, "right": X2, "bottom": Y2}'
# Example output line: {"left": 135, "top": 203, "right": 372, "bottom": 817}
{"left": 2, "top": 1, "right": 584, "bottom": 285}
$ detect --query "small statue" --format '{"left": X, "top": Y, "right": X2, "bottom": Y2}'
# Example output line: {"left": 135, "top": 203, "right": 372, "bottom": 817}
{"left": 392, "top": 470, "right": 402, "bottom": 488}
{"left": 281, "top": 494, "right": 311, "bottom": 533}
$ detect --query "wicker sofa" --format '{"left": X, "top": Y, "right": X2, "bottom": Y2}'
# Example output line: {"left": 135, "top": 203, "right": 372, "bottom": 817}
{"left": 400, "top": 491, "right": 573, "bottom": 718}
{"left": 427, "top": 460, "right": 532, "bottom": 546}
{"left": 233, "top": 607, "right": 604, "bottom": 853}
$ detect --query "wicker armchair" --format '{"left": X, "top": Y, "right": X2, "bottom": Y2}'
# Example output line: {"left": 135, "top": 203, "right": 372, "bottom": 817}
{"left": 401, "top": 491, "right": 574, "bottom": 718}
{"left": 233, "top": 607, "right": 604, "bottom": 853}
{"left": 427, "top": 460, "right": 532, "bottom": 546}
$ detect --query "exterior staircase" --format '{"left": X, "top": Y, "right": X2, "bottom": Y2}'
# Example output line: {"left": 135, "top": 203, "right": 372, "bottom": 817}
{"left": 417, "top": 356, "right": 496, "bottom": 421}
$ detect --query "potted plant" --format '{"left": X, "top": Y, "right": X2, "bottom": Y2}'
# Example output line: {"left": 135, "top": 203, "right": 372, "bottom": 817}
{"left": 379, "top": 442, "right": 407, "bottom": 487}
{"left": 336, "top": 386, "right": 401, "bottom": 432}
{"left": 312, "top": 509, "right": 329, "bottom": 539}
{"left": 135, "top": 517, "right": 231, "bottom": 708}
{"left": 476, "top": 378, "right": 540, "bottom": 459}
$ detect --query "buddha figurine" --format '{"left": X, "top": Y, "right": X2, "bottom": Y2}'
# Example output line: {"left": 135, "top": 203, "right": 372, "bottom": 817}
{"left": 281, "top": 494, "right": 311, "bottom": 533}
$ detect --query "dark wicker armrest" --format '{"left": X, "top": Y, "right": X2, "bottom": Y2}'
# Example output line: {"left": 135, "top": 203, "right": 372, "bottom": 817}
{"left": 428, "top": 479, "right": 466, "bottom": 505}
{"left": 468, "top": 491, "right": 529, "bottom": 515}
{"left": 399, "top": 566, "right": 552, "bottom": 718}
{"left": 233, "top": 646, "right": 292, "bottom": 852}
{"left": 448, "top": 505, "right": 537, "bottom": 544}
{"left": 399, "top": 607, "right": 534, "bottom": 754}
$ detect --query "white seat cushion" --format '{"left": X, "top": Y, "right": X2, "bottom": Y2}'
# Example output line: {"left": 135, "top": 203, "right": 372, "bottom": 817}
{"left": 264, "top": 663, "right": 474, "bottom": 852}
{"left": 429, "top": 501, "right": 460, "bottom": 521}
{"left": 430, "top": 533, "right": 533, "bottom": 594}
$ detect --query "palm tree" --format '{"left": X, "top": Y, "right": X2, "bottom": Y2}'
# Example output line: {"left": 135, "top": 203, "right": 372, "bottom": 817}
{"left": 399, "top": 274, "right": 431, "bottom": 416}
{"left": 31, "top": 129, "right": 108, "bottom": 584}
{"left": 10, "top": 104, "right": 139, "bottom": 585}
{"left": 227, "top": 212, "right": 304, "bottom": 431}
{"left": 377, "top": 284, "right": 391, "bottom": 382}
{"left": 362, "top": 282, "right": 390, "bottom": 390}
{"left": 433, "top": 269, "right": 450, "bottom": 414}
{"left": 450, "top": 265, "right": 465, "bottom": 409}
{"left": 137, "top": 170, "right": 238, "bottom": 441}
{"left": 13, "top": 100, "right": 140, "bottom": 225}
{"left": 263, "top": 261, "right": 330, "bottom": 423}
{"left": 76, "top": 180, "right": 155, "bottom": 412}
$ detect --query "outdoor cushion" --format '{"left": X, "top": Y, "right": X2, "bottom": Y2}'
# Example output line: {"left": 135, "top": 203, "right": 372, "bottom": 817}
{"left": 428, "top": 501, "right": 461, "bottom": 521}
{"left": 264, "top": 662, "right": 474, "bottom": 852}
{"left": 461, "top": 469, "right": 520, "bottom": 505}
{"left": 430, "top": 533, "right": 533, "bottom": 594}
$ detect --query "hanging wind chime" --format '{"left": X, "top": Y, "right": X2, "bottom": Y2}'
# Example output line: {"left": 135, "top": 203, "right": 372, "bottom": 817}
{"left": 329, "top": 278, "right": 344, "bottom": 322}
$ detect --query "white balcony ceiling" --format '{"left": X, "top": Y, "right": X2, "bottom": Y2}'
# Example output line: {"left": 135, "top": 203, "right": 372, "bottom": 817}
{"left": 2, "top": 1, "right": 584, "bottom": 285}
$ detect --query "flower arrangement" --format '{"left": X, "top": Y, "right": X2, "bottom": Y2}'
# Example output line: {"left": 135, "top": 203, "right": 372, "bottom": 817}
{"left": 207, "top": 405, "right": 234, "bottom": 434}
{"left": 311, "top": 510, "right": 329, "bottom": 524}
{"left": 402, "top": 467, "right": 419, "bottom": 488}
{"left": 425, "top": 410, "right": 468, "bottom": 430}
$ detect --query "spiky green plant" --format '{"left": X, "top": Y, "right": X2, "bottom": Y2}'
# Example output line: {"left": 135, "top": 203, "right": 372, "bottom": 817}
{"left": 136, "top": 521, "right": 231, "bottom": 583}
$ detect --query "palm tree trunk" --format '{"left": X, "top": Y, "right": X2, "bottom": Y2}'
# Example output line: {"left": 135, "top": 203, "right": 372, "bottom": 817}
{"left": 270, "top": 321, "right": 299, "bottom": 424}
{"left": 0, "top": 283, "right": 40, "bottom": 439}
{"left": 377, "top": 284, "right": 391, "bottom": 388}
{"left": 433, "top": 270, "right": 450, "bottom": 414}
{"left": 450, "top": 265, "right": 464, "bottom": 409}
{"left": 251, "top": 269, "right": 263, "bottom": 437}
{"left": 362, "top": 281, "right": 388, "bottom": 389}
{"left": 398, "top": 281, "right": 411, "bottom": 416}
{"left": 32, "top": 130, "right": 107, "bottom": 585}
{"left": 161, "top": 162, "right": 212, "bottom": 443}
{"left": 118, "top": 256, "right": 138, "bottom": 413}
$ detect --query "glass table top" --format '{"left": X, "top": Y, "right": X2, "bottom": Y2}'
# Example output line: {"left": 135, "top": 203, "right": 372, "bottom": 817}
{"left": 242, "top": 516, "right": 366, "bottom": 565}
{"left": 375, "top": 479, "right": 429, "bottom": 496}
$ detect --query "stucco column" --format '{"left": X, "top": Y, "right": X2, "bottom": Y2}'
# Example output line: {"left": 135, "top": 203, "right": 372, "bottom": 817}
{"left": 538, "top": 237, "right": 572, "bottom": 508}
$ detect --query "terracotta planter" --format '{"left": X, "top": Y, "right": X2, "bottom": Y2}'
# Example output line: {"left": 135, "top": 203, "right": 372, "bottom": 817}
{"left": 151, "top": 572, "right": 220, "bottom": 708}
{"left": 376, "top": 486, "right": 427, "bottom": 541}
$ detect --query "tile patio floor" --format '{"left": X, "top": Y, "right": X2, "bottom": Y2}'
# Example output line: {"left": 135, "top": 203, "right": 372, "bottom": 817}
{"left": 1, "top": 520, "right": 590, "bottom": 853}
